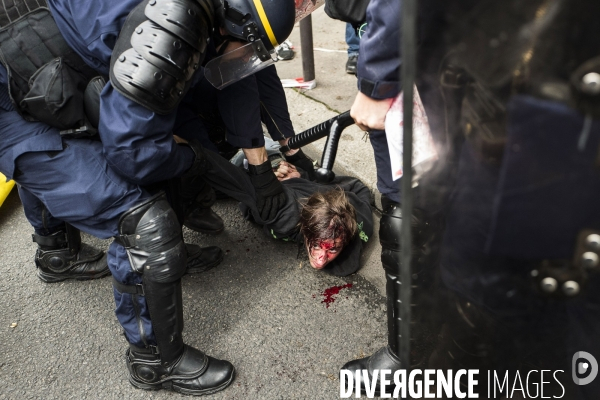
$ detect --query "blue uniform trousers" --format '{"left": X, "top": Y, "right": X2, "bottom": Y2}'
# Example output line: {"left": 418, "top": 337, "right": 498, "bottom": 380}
{"left": 368, "top": 129, "right": 401, "bottom": 203}
{"left": 8, "top": 132, "right": 157, "bottom": 348}
{"left": 181, "top": 66, "right": 294, "bottom": 149}
{"left": 18, "top": 186, "right": 64, "bottom": 236}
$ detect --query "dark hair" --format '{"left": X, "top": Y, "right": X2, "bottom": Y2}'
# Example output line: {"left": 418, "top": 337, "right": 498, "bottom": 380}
{"left": 299, "top": 189, "right": 357, "bottom": 248}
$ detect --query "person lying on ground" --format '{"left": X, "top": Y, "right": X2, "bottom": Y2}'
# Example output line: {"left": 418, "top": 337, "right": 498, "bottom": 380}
{"left": 175, "top": 136, "right": 373, "bottom": 276}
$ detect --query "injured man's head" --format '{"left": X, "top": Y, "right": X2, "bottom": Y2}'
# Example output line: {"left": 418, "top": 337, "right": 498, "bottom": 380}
{"left": 299, "top": 189, "right": 358, "bottom": 270}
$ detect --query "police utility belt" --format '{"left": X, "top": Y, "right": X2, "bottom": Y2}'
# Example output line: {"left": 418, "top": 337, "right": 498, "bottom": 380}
{"left": 0, "top": 2, "right": 103, "bottom": 137}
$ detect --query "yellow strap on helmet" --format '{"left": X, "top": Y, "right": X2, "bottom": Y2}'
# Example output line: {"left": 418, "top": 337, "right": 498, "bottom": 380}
{"left": 252, "top": 0, "right": 278, "bottom": 47}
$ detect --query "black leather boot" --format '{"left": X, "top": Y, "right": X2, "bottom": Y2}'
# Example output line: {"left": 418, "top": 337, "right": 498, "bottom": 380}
{"left": 33, "top": 224, "right": 109, "bottom": 283}
{"left": 126, "top": 344, "right": 235, "bottom": 395}
{"left": 341, "top": 345, "right": 401, "bottom": 396}
{"left": 183, "top": 206, "right": 224, "bottom": 235}
{"left": 341, "top": 201, "right": 405, "bottom": 395}
{"left": 116, "top": 194, "right": 235, "bottom": 395}
{"left": 185, "top": 243, "right": 224, "bottom": 274}
{"left": 340, "top": 199, "right": 440, "bottom": 395}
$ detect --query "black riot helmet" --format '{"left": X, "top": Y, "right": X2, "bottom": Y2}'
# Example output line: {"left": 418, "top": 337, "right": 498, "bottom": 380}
{"left": 214, "top": 0, "right": 296, "bottom": 52}
{"left": 205, "top": 0, "right": 297, "bottom": 89}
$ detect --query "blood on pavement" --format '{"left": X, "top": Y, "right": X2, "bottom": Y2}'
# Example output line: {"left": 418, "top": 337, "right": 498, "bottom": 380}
{"left": 320, "top": 283, "right": 353, "bottom": 308}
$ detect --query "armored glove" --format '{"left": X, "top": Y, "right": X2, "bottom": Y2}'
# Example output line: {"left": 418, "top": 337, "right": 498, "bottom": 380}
{"left": 248, "top": 160, "right": 287, "bottom": 221}
{"left": 284, "top": 149, "right": 316, "bottom": 181}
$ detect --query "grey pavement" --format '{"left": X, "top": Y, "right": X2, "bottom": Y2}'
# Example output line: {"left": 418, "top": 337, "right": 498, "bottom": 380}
{"left": 0, "top": 8, "right": 389, "bottom": 400}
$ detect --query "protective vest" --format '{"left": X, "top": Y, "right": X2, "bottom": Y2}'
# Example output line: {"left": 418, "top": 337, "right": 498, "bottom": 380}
{"left": 0, "top": 0, "right": 98, "bottom": 132}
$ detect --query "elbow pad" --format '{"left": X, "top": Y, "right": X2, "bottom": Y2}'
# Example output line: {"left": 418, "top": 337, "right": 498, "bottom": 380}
{"left": 110, "top": 0, "right": 214, "bottom": 114}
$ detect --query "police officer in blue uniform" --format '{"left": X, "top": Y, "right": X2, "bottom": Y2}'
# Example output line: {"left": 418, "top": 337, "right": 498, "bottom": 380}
{"left": 178, "top": 61, "right": 317, "bottom": 233}
{"left": 176, "top": 25, "right": 317, "bottom": 228}
{"left": 340, "top": 0, "right": 600, "bottom": 398}
{"left": 337, "top": 0, "right": 406, "bottom": 380}
{"left": 211, "top": 63, "right": 317, "bottom": 182}
{"left": 0, "top": 0, "right": 297, "bottom": 394}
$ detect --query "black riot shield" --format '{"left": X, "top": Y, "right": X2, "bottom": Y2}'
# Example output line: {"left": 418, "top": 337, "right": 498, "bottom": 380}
{"left": 405, "top": 0, "right": 600, "bottom": 398}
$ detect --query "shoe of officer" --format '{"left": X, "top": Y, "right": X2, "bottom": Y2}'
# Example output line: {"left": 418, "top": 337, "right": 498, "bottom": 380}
{"left": 346, "top": 54, "right": 358, "bottom": 75}
{"left": 184, "top": 205, "right": 225, "bottom": 235}
{"left": 126, "top": 344, "right": 235, "bottom": 395}
{"left": 33, "top": 224, "right": 109, "bottom": 283}
{"left": 340, "top": 346, "right": 401, "bottom": 396}
{"left": 185, "top": 243, "right": 224, "bottom": 274}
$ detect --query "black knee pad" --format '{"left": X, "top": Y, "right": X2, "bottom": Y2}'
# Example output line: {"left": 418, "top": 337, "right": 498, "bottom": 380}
{"left": 379, "top": 199, "right": 403, "bottom": 276}
{"left": 117, "top": 192, "right": 186, "bottom": 283}
{"left": 379, "top": 199, "right": 433, "bottom": 273}
{"left": 379, "top": 197, "right": 403, "bottom": 249}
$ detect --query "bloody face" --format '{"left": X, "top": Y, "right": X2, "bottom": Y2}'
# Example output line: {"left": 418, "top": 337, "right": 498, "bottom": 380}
{"left": 306, "top": 238, "right": 344, "bottom": 270}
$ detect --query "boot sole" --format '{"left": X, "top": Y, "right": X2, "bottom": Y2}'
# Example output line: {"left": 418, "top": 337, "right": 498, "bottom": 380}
{"left": 37, "top": 268, "right": 111, "bottom": 283}
{"left": 129, "top": 367, "right": 235, "bottom": 396}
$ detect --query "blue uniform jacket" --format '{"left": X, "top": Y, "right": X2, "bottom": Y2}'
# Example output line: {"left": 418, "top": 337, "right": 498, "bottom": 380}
{"left": 45, "top": 0, "right": 195, "bottom": 185}
{"left": 357, "top": 0, "right": 400, "bottom": 100}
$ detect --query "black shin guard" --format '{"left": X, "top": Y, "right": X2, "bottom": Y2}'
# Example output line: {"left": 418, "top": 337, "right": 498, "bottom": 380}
{"left": 341, "top": 199, "right": 442, "bottom": 394}
{"left": 379, "top": 200, "right": 404, "bottom": 357}
{"left": 116, "top": 193, "right": 187, "bottom": 365}
{"left": 380, "top": 200, "right": 441, "bottom": 365}
{"left": 116, "top": 193, "right": 235, "bottom": 394}
{"left": 340, "top": 200, "right": 405, "bottom": 393}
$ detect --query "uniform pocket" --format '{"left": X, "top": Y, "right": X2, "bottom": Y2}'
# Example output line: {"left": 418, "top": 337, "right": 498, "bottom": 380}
{"left": 20, "top": 58, "right": 87, "bottom": 130}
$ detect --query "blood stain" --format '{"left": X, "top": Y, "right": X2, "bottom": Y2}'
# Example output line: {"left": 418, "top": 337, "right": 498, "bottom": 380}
{"left": 320, "top": 283, "right": 353, "bottom": 308}
{"left": 320, "top": 241, "right": 334, "bottom": 250}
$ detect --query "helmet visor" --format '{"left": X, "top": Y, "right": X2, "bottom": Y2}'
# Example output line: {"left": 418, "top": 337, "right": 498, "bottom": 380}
{"left": 294, "top": 0, "right": 324, "bottom": 22}
{"left": 204, "top": 40, "right": 276, "bottom": 89}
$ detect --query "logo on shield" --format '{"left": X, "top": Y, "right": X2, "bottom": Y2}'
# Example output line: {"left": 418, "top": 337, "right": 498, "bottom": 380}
{"left": 572, "top": 351, "right": 598, "bottom": 385}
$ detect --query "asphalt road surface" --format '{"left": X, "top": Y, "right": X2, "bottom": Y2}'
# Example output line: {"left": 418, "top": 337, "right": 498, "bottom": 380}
{"left": 0, "top": 189, "right": 386, "bottom": 399}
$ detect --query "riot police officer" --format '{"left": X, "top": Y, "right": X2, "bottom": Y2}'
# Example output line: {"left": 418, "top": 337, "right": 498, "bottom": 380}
{"left": 337, "top": 0, "right": 405, "bottom": 383}
{"left": 340, "top": 0, "right": 600, "bottom": 398}
{"left": 0, "top": 0, "right": 297, "bottom": 394}
{"left": 177, "top": 62, "right": 317, "bottom": 233}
